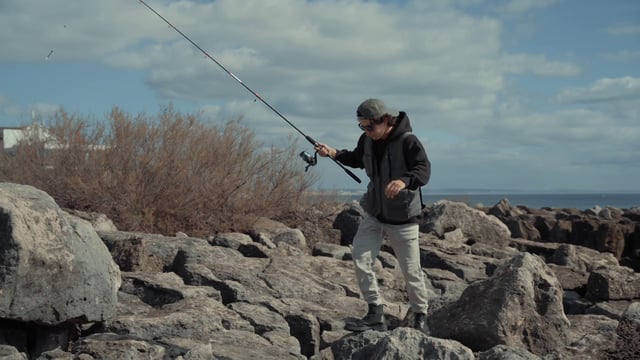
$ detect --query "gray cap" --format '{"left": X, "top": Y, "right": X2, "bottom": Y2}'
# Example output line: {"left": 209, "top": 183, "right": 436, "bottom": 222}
{"left": 356, "top": 98, "right": 398, "bottom": 120}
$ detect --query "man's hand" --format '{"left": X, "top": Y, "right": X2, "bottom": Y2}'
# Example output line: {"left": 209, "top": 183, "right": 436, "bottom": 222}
{"left": 314, "top": 143, "right": 336, "bottom": 158}
{"left": 385, "top": 179, "right": 406, "bottom": 199}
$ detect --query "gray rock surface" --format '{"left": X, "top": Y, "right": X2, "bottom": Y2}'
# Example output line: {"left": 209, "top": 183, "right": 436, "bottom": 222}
{"left": 0, "top": 183, "right": 120, "bottom": 325}
{"left": 1, "top": 184, "right": 639, "bottom": 359}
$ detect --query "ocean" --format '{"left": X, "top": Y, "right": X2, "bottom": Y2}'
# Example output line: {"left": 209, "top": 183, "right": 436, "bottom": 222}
{"left": 334, "top": 192, "right": 640, "bottom": 210}
{"left": 421, "top": 193, "right": 640, "bottom": 210}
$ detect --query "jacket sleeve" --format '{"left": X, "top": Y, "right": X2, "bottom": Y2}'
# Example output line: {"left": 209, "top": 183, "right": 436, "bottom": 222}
{"left": 334, "top": 133, "right": 367, "bottom": 169}
{"left": 400, "top": 134, "right": 430, "bottom": 190}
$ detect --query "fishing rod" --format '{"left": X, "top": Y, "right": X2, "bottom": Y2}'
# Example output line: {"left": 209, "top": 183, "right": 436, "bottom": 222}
{"left": 138, "top": 0, "right": 361, "bottom": 184}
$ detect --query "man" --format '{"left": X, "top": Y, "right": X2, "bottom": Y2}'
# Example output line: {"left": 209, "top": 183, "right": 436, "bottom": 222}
{"left": 314, "top": 98, "right": 431, "bottom": 333}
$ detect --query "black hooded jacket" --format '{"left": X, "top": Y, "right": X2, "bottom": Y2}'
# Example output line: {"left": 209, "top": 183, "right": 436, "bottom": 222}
{"left": 335, "top": 111, "right": 430, "bottom": 223}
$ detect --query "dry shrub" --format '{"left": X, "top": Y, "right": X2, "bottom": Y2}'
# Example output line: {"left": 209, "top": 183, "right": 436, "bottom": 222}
{"left": 0, "top": 106, "right": 316, "bottom": 237}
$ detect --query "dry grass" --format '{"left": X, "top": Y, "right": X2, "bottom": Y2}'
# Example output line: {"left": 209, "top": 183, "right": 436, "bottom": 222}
{"left": 0, "top": 106, "right": 316, "bottom": 237}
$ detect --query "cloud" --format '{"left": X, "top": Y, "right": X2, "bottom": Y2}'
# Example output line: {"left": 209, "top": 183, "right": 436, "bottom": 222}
{"left": 31, "top": 103, "right": 61, "bottom": 120}
{"left": 106, "top": 0, "right": 585, "bottom": 147}
{"left": 557, "top": 77, "right": 640, "bottom": 104}
{"left": 1, "top": 0, "right": 638, "bottom": 191}
{"left": 0, "top": 0, "right": 574, "bottom": 135}
{"left": 0, "top": 94, "right": 60, "bottom": 126}
{"left": 501, "top": 54, "right": 580, "bottom": 76}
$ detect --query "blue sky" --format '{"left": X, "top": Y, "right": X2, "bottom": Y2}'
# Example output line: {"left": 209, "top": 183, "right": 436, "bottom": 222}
{"left": 1, "top": 0, "right": 639, "bottom": 193}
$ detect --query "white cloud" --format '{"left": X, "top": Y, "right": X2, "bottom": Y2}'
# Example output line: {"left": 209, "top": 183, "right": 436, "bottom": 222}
{"left": 31, "top": 103, "right": 62, "bottom": 120}
{"left": 0, "top": 95, "right": 59, "bottom": 126}
{"left": 0, "top": 0, "right": 574, "bottom": 135}
{"left": 557, "top": 77, "right": 640, "bottom": 104}
{"left": 0, "top": 0, "right": 147, "bottom": 61}
{"left": 1, "top": 0, "right": 638, "bottom": 191}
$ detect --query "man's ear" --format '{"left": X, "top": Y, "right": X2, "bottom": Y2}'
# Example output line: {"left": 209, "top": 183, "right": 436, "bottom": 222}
{"left": 384, "top": 114, "right": 396, "bottom": 126}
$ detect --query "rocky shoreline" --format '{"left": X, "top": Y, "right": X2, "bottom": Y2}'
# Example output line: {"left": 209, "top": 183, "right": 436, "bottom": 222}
{"left": 1, "top": 183, "right": 639, "bottom": 359}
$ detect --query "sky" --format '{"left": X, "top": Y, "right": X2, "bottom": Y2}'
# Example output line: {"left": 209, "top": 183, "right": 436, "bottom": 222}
{"left": 1, "top": 0, "right": 639, "bottom": 193}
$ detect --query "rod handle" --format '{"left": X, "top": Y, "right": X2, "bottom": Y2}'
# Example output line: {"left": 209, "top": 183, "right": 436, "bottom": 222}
{"left": 305, "top": 135, "right": 316, "bottom": 145}
{"left": 333, "top": 159, "right": 362, "bottom": 183}
{"left": 305, "top": 136, "right": 361, "bottom": 183}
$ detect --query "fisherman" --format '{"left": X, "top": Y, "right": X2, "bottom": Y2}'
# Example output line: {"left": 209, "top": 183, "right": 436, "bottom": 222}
{"left": 314, "top": 98, "right": 431, "bottom": 333}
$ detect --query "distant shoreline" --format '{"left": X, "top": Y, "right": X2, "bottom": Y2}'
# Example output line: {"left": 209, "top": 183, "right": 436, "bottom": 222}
{"left": 308, "top": 191, "right": 640, "bottom": 210}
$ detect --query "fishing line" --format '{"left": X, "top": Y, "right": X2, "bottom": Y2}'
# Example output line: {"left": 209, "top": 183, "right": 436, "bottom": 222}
{"left": 138, "top": 0, "right": 361, "bottom": 183}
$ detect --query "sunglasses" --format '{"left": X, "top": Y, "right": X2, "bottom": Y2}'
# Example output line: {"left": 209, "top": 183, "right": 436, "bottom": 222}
{"left": 358, "top": 123, "right": 376, "bottom": 132}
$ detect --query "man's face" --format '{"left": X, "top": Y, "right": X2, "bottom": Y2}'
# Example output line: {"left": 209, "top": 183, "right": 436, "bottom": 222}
{"left": 358, "top": 119, "right": 388, "bottom": 140}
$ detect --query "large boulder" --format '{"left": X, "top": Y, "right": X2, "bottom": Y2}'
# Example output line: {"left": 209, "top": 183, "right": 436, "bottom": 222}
{"left": 420, "top": 200, "right": 512, "bottom": 247}
{"left": 323, "top": 327, "right": 475, "bottom": 360}
{"left": 0, "top": 183, "right": 121, "bottom": 324}
{"left": 604, "top": 302, "right": 640, "bottom": 359}
{"left": 586, "top": 266, "right": 640, "bottom": 301}
{"left": 428, "top": 253, "right": 570, "bottom": 355}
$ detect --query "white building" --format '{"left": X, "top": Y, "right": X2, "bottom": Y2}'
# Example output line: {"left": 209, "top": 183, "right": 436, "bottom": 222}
{"left": 0, "top": 124, "right": 59, "bottom": 154}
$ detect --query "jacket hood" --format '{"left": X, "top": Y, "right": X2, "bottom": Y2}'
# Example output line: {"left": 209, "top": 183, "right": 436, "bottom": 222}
{"left": 387, "top": 111, "right": 412, "bottom": 141}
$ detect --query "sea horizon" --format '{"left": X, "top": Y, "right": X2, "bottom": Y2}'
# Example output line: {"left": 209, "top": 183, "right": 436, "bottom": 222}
{"left": 312, "top": 189, "right": 640, "bottom": 210}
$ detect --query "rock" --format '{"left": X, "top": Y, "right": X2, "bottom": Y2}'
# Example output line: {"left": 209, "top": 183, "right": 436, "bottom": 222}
{"left": 586, "top": 266, "right": 640, "bottom": 301}
{"left": 312, "top": 242, "right": 351, "bottom": 260}
{"left": 623, "top": 301, "right": 640, "bottom": 324}
{"left": 547, "top": 263, "right": 589, "bottom": 292}
{"left": 488, "top": 200, "right": 542, "bottom": 240}
{"left": 228, "top": 302, "right": 290, "bottom": 335}
{"left": 326, "top": 327, "right": 475, "bottom": 360}
{"left": 106, "top": 295, "right": 253, "bottom": 341}
{"left": 550, "top": 219, "right": 572, "bottom": 243}
{"left": 443, "top": 228, "right": 466, "bottom": 243}
{"left": 624, "top": 207, "right": 640, "bottom": 222}
{"left": 0, "top": 183, "right": 120, "bottom": 324}
{"left": 99, "top": 231, "right": 207, "bottom": 272}
{"left": 172, "top": 245, "right": 275, "bottom": 304}
{"left": 419, "top": 246, "right": 495, "bottom": 282}
{"left": 64, "top": 209, "right": 118, "bottom": 232}
{"left": 488, "top": 198, "right": 523, "bottom": 219}
{"left": 2, "top": 183, "right": 639, "bottom": 359}
{"left": 119, "top": 271, "right": 221, "bottom": 306}
{"left": 421, "top": 200, "right": 512, "bottom": 247}
{"left": 72, "top": 333, "right": 167, "bottom": 359}
{"left": 564, "top": 314, "right": 619, "bottom": 359}
{"left": 208, "top": 232, "right": 253, "bottom": 249}
{"left": 428, "top": 253, "right": 570, "bottom": 355}
{"left": 272, "top": 228, "right": 308, "bottom": 251}
{"left": 510, "top": 238, "right": 619, "bottom": 273}
{"left": 476, "top": 344, "right": 542, "bottom": 360}
{"left": 207, "top": 329, "right": 305, "bottom": 360}
{"left": 595, "top": 222, "right": 626, "bottom": 258}
{"left": 0, "top": 345, "right": 27, "bottom": 360}
{"left": 570, "top": 218, "right": 626, "bottom": 259}
{"left": 249, "top": 217, "right": 291, "bottom": 238}
{"left": 506, "top": 215, "right": 542, "bottom": 240}
{"left": 586, "top": 300, "right": 634, "bottom": 320}
{"left": 487, "top": 202, "right": 640, "bottom": 266}
{"left": 209, "top": 232, "right": 269, "bottom": 258}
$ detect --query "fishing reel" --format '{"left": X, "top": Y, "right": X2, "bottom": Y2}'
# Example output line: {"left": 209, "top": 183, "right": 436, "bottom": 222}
{"left": 299, "top": 150, "right": 318, "bottom": 172}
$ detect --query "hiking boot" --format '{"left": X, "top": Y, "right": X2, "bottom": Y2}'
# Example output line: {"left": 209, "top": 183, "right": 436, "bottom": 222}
{"left": 412, "top": 312, "right": 430, "bottom": 335}
{"left": 345, "top": 303, "right": 387, "bottom": 332}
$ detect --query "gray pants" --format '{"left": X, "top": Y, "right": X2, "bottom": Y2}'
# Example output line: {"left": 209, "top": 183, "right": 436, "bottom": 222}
{"left": 352, "top": 214, "right": 429, "bottom": 314}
